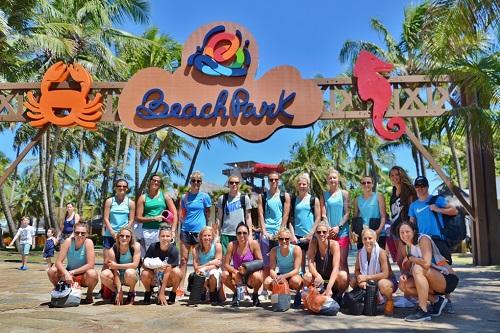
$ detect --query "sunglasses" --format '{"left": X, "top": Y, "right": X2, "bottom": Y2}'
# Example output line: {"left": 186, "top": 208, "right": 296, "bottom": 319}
{"left": 191, "top": 179, "right": 202, "bottom": 184}
{"left": 229, "top": 181, "right": 240, "bottom": 185}
{"left": 119, "top": 234, "right": 131, "bottom": 239}
{"left": 415, "top": 184, "right": 427, "bottom": 188}
{"left": 74, "top": 231, "right": 87, "bottom": 236}
{"left": 151, "top": 179, "right": 161, "bottom": 184}
{"left": 236, "top": 231, "right": 248, "bottom": 236}
{"left": 269, "top": 179, "right": 279, "bottom": 182}
{"left": 116, "top": 185, "right": 128, "bottom": 188}
{"left": 278, "top": 237, "right": 290, "bottom": 241}
{"left": 316, "top": 230, "right": 328, "bottom": 235}
{"left": 361, "top": 181, "right": 372, "bottom": 185}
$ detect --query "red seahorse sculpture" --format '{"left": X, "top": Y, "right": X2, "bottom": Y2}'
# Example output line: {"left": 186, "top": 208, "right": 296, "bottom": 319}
{"left": 353, "top": 50, "right": 406, "bottom": 140}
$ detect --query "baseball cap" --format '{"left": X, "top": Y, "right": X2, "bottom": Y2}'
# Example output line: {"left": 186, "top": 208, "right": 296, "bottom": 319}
{"left": 414, "top": 176, "right": 429, "bottom": 187}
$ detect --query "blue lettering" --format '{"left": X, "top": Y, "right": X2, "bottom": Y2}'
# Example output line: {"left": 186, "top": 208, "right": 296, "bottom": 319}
{"left": 197, "top": 103, "right": 213, "bottom": 119}
{"left": 212, "top": 90, "right": 229, "bottom": 119}
{"left": 181, "top": 103, "right": 197, "bottom": 119}
{"left": 270, "top": 90, "right": 295, "bottom": 119}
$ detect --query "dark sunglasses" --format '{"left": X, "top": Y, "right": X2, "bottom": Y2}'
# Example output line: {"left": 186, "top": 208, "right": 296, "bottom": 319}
{"left": 316, "top": 230, "right": 328, "bottom": 235}
{"left": 229, "top": 181, "right": 240, "bottom": 185}
{"left": 74, "top": 231, "right": 87, "bottom": 236}
{"left": 191, "top": 179, "right": 202, "bottom": 184}
{"left": 236, "top": 231, "right": 248, "bottom": 235}
{"left": 278, "top": 237, "right": 290, "bottom": 241}
{"left": 119, "top": 234, "right": 131, "bottom": 239}
{"left": 415, "top": 184, "right": 427, "bottom": 188}
{"left": 269, "top": 178, "right": 279, "bottom": 182}
{"left": 116, "top": 185, "right": 128, "bottom": 188}
{"left": 361, "top": 181, "right": 372, "bottom": 185}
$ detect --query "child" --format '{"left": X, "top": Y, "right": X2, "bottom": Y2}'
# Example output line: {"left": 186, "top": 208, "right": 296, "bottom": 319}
{"left": 8, "top": 216, "right": 36, "bottom": 270}
{"left": 43, "top": 228, "right": 58, "bottom": 268}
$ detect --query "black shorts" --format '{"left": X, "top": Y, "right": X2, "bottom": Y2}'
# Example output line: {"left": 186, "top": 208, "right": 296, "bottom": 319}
{"left": 180, "top": 231, "right": 199, "bottom": 246}
{"left": 295, "top": 235, "right": 309, "bottom": 251}
{"left": 441, "top": 274, "right": 459, "bottom": 294}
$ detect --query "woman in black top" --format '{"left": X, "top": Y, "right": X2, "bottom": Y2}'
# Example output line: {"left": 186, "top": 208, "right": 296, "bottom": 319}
{"left": 303, "top": 221, "right": 348, "bottom": 300}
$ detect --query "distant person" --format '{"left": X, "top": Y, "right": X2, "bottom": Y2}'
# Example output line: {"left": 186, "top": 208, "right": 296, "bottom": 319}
{"left": 140, "top": 225, "right": 182, "bottom": 305}
{"left": 289, "top": 173, "right": 320, "bottom": 272}
{"left": 192, "top": 226, "right": 223, "bottom": 305}
{"left": 257, "top": 171, "right": 291, "bottom": 290}
{"left": 398, "top": 222, "right": 458, "bottom": 322}
{"left": 102, "top": 179, "right": 135, "bottom": 272}
{"left": 353, "top": 175, "right": 387, "bottom": 249}
{"left": 42, "top": 228, "right": 58, "bottom": 269}
{"left": 351, "top": 228, "right": 397, "bottom": 315}
{"left": 221, "top": 222, "right": 263, "bottom": 306}
{"left": 214, "top": 175, "right": 252, "bottom": 253}
{"left": 8, "top": 216, "right": 36, "bottom": 270}
{"left": 136, "top": 174, "right": 178, "bottom": 251}
{"left": 100, "top": 227, "right": 141, "bottom": 305}
{"left": 178, "top": 171, "right": 212, "bottom": 297}
{"left": 47, "top": 222, "right": 98, "bottom": 304}
{"left": 58, "top": 203, "right": 80, "bottom": 241}
{"left": 320, "top": 169, "right": 350, "bottom": 273}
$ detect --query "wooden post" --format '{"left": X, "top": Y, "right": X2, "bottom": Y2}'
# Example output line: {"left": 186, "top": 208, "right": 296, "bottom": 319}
{"left": 405, "top": 128, "right": 474, "bottom": 216}
{"left": 0, "top": 125, "right": 49, "bottom": 187}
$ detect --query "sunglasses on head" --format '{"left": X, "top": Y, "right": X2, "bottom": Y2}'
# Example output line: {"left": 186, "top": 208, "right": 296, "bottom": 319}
{"left": 229, "top": 181, "right": 240, "bottom": 185}
{"left": 316, "top": 230, "right": 328, "bottom": 235}
{"left": 236, "top": 231, "right": 248, "bottom": 236}
{"left": 191, "top": 179, "right": 202, "bottom": 184}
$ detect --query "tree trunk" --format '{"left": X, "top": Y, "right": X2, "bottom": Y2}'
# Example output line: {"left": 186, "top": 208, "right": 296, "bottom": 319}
{"left": 47, "top": 126, "right": 62, "bottom": 229}
{"left": 112, "top": 124, "right": 122, "bottom": 186}
{"left": 59, "top": 153, "right": 70, "bottom": 208}
{"left": 119, "top": 131, "right": 131, "bottom": 178}
{"left": 100, "top": 158, "right": 111, "bottom": 217}
{"left": 137, "top": 128, "right": 172, "bottom": 196}
{"left": 0, "top": 185, "right": 17, "bottom": 250}
{"left": 184, "top": 140, "right": 203, "bottom": 187}
{"left": 445, "top": 121, "right": 464, "bottom": 189}
{"left": 40, "top": 133, "right": 52, "bottom": 231}
{"left": 135, "top": 135, "right": 141, "bottom": 198}
{"left": 77, "top": 131, "right": 86, "bottom": 213}
{"left": 410, "top": 118, "right": 426, "bottom": 177}
{"left": 8, "top": 145, "right": 21, "bottom": 206}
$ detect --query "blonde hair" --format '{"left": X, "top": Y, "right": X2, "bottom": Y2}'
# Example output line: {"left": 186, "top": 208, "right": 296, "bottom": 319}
{"left": 361, "top": 228, "right": 377, "bottom": 239}
{"left": 277, "top": 227, "right": 292, "bottom": 238}
{"left": 316, "top": 220, "right": 330, "bottom": 230}
{"left": 327, "top": 168, "right": 339, "bottom": 177}
{"left": 198, "top": 226, "right": 215, "bottom": 251}
{"left": 296, "top": 173, "right": 310, "bottom": 186}
{"left": 191, "top": 171, "right": 203, "bottom": 180}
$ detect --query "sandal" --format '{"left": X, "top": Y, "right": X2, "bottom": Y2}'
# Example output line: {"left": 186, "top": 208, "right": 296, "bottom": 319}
{"left": 125, "top": 291, "right": 135, "bottom": 305}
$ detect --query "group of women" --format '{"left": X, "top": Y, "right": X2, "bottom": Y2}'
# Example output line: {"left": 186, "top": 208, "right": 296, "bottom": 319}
{"left": 46, "top": 167, "right": 458, "bottom": 321}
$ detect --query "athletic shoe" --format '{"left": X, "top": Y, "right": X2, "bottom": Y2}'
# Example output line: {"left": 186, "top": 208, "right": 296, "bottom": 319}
{"left": 19, "top": 266, "right": 28, "bottom": 271}
{"left": 259, "top": 290, "right": 269, "bottom": 302}
{"left": 143, "top": 291, "right": 152, "bottom": 305}
{"left": 293, "top": 291, "right": 302, "bottom": 308}
{"left": 429, "top": 296, "right": 448, "bottom": 317}
{"left": 394, "top": 296, "right": 417, "bottom": 308}
{"left": 167, "top": 291, "right": 176, "bottom": 305}
{"left": 252, "top": 293, "right": 260, "bottom": 307}
{"left": 405, "top": 307, "right": 432, "bottom": 322}
{"left": 444, "top": 300, "right": 455, "bottom": 314}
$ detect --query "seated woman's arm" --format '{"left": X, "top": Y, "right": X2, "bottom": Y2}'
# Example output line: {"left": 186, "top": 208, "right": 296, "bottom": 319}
{"left": 306, "top": 239, "right": 321, "bottom": 282}
{"left": 409, "top": 237, "right": 432, "bottom": 271}
{"left": 110, "top": 243, "right": 141, "bottom": 270}
{"left": 223, "top": 242, "right": 238, "bottom": 275}
{"left": 324, "top": 241, "right": 340, "bottom": 296}
{"left": 250, "top": 240, "right": 263, "bottom": 261}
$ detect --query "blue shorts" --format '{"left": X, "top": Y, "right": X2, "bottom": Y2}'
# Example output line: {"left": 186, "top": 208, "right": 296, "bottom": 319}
{"left": 180, "top": 231, "right": 199, "bottom": 246}
{"left": 21, "top": 244, "right": 31, "bottom": 255}
{"left": 103, "top": 236, "right": 115, "bottom": 249}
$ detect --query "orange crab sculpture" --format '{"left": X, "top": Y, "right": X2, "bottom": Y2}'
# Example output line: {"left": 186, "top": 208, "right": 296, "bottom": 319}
{"left": 24, "top": 62, "right": 103, "bottom": 130}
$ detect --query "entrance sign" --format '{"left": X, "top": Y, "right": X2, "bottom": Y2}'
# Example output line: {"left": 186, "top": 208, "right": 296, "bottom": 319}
{"left": 118, "top": 22, "right": 323, "bottom": 142}
{"left": 25, "top": 62, "right": 103, "bottom": 130}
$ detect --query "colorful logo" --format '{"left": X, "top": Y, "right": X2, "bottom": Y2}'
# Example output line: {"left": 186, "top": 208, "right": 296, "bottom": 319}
{"left": 187, "top": 25, "right": 250, "bottom": 77}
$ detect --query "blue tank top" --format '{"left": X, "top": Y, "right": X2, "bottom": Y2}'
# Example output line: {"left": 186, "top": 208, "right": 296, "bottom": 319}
{"left": 357, "top": 193, "right": 384, "bottom": 236}
{"left": 276, "top": 244, "right": 296, "bottom": 274}
{"left": 118, "top": 248, "right": 133, "bottom": 274}
{"left": 324, "top": 190, "right": 349, "bottom": 237}
{"left": 294, "top": 194, "right": 314, "bottom": 237}
{"left": 264, "top": 191, "right": 283, "bottom": 236}
{"left": 62, "top": 215, "right": 75, "bottom": 234}
{"left": 66, "top": 239, "right": 87, "bottom": 270}
{"left": 198, "top": 242, "right": 216, "bottom": 265}
{"left": 105, "top": 196, "right": 130, "bottom": 237}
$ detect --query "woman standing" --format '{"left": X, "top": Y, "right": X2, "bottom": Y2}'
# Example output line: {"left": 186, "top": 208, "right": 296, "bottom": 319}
{"left": 193, "top": 226, "right": 223, "bottom": 305}
{"left": 58, "top": 203, "right": 80, "bottom": 241}
{"left": 100, "top": 227, "right": 141, "bottom": 305}
{"left": 320, "top": 169, "right": 350, "bottom": 273}
{"left": 136, "top": 174, "right": 178, "bottom": 251}
{"left": 353, "top": 176, "right": 387, "bottom": 249}
{"left": 179, "top": 171, "right": 212, "bottom": 296}
{"left": 221, "top": 223, "right": 264, "bottom": 307}
{"left": 291, "top": 173, "right": 320, "bottom": 272}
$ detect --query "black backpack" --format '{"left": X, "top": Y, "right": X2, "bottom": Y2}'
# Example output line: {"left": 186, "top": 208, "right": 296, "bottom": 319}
{"left": 289, "top": 194, "right": 316, "bottom": 228}
{"left": 220, "top": 193, "right": 247, "bottom": 229}
{"left": 428, "top": 195, "right": 466, "bottom": 247}
{"left": 261, "top": 191, "right": 286, "bottom": 217}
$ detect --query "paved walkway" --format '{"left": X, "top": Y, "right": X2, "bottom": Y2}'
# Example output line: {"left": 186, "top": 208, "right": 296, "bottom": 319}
{"left": 0, "top": 251, "right": 499, "bottom": 333}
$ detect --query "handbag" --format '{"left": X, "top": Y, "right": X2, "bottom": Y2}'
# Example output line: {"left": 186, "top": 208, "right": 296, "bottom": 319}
{"left": 50, "top": 281, "right": 81, "bottom": 308}
{"left": 187, "top": 272, "right": 206, "bottom": 304}
{"left": 271, "top": 280, "right": 291, "bottom": 312}
{"left": 302, "top": 287, "right": 339, "bottom": 316}
{"left": 342, "top": 287, "right": 366, "bottom": 315}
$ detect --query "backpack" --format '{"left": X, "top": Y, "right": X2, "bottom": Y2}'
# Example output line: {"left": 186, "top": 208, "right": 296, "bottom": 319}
{"left": 261, "top": 191, "right": 286, "bottom": 216}
{"left": 50, "top": 281, "right": 81, "bottom": 308}
{"left": 289, "top": 194, "right": 316, "bottom": 228}
{"left": 220, "top": 193, "right": 247, "bottom": 229}
{"left": 428, "top": 195, "right": 466, "bottom": 247}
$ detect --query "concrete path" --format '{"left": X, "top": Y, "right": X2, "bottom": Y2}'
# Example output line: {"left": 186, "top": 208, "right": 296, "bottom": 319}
{"left": 0, "top": 251, "right": 499, "bottom": 333}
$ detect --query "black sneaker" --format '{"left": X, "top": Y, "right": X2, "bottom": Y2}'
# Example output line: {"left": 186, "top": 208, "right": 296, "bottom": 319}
{"left": 252, "top": 293, "right": 260, "bottom": 307}
{"left": 429, "top": 296, "right": 448, "bottom": 317}
{"left": 231, "top": 294, "right": 240, "bottom": 307}
{"left": 167, "top": 291, "right": 176, "bottom": 305}
{"left": 293, "top": 291, "right": 302, "bottom": 308}
{"left": 444, "top": 300, "right": 455, "bottom": 314}
{"left": 405, "top": 307, "right": 432, "bottom": 322}
{"left": 143, "top": 291, "right": 152, "bottom": 305}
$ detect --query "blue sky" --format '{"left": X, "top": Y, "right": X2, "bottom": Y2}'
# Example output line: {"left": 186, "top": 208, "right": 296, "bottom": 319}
{"left": 1, "top": 0, "right": 445, "bottom": 192}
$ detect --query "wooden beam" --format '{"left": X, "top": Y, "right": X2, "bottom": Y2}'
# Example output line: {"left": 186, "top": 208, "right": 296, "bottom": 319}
{"left": 0, "top": 125, "right": 49, "bottom": 187}
{"left": 405, "top": 127, "right": 474, "bottom": 216}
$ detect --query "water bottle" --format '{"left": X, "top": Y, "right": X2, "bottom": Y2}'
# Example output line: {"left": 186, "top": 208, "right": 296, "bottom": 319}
{"left": 236, "top": 285, "right": 246, "bottom": 301}
{"left": 364, "top": 280, "right": 378, "bottom": 316}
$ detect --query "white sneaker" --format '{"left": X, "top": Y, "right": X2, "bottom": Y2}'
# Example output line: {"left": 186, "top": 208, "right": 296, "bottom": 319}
{"left": 394, "top": 296, "right": 417, "bottom": 308}
{"left": 259, "top": 290, "right": 269, "bottom": 301}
